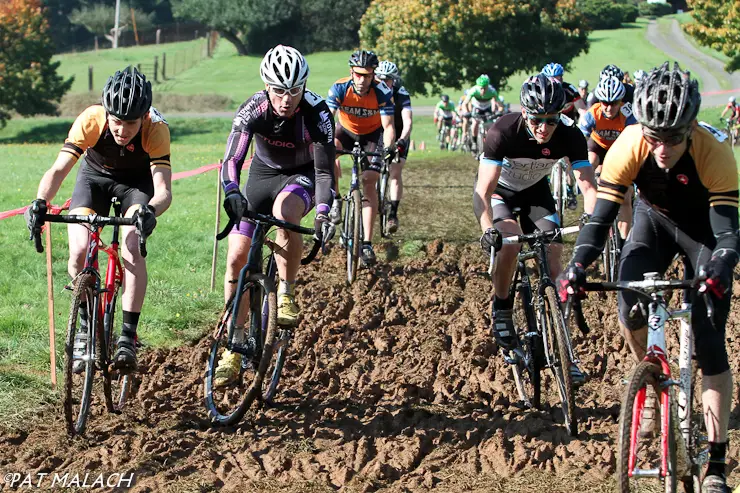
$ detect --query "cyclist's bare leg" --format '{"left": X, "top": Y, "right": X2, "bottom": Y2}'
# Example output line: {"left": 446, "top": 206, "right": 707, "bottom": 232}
{"left": 120, "top": 208, "right": 147, "bottom": 313}
{"left": 546, "top": 242, "right": 564, "bottom": 280}
{"left": 471, "top": 119, "right": 480, "bottom": 142}
{"left": 66, "top": 209, "right": 93, "bottom": 279}
{"left": 361, "top": 169, "right": 380, "bottom": 241}
{"left": 390, "top": 158, "right": 404, "bottom": 202}
{"left": 702, "top": 371, "right": 732, "bottom": 443}
{"left": 225, "top": 232, "right": 251, "bottom": 327}
{"left": 491, "top": 218, "right": 523, "bottom": 299}
{"left": 618, "top": 186, "right": 633, "bottom": 239}
{"left": 333, "top": 137, "right": 344, "bottom": 191}
{"left": 620, "top": 322, "right": 648, "bottom": 361}
{"left": 588, "top": 151, "right": 602, "bottom": 175}
{"left": 272, "top": 191, "right": 304, "bottom": 284}
{"left": 462, "top": 117, "right": 471, "bottom": 142}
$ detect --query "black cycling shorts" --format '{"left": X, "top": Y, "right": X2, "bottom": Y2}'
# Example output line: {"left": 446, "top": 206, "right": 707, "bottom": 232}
{"left": 231, "top": 156, "right": 315, "bottom": 237}
{"left": 587, "top": 138, "right": 608, "bottom": 164}
{"left": 335, "top": 122, "right": 383, "bottom": 173}
{"left": 472, "top": 107, "right": 493, "bottom": 118}
{"left": 69, "top": 159, "right": 153, "bottom": 215}
{"left": 618, "top": 199, "right": 730, "bottom": 376}
{"left": 489, "top": 177, "right": 562, "bottom": 243}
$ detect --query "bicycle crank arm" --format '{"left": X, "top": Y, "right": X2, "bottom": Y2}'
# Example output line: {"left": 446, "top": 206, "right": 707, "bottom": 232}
{"left": 630, "top": 468, "right": 660, "bottom": 478}
{"left": 660, "top": 378, "right": 681, "bottom": 388}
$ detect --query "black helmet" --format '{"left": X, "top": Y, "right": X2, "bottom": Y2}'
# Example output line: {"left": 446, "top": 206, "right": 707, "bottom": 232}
{"left": 520, "top": 74, "right": 566, "bottom": 114}
{"left": 601, "top": 64, "right": 624, "bottom": 81}
{"left": 348, "top": 50, "right": 379, "bottom": 69}
{"left": 441, "top": 94, "right": 449, "bottom": 102}
{"left": 633, "top": 62, "right": 700, "bottom": 132}
{"left": 102, "top": 66, "right": 152, "bottom": 120}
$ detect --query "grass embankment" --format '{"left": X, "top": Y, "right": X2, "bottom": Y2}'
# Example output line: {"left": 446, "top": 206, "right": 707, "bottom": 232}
{"left": 53, "top": 17, "right": 676, "bottom": 111}
{"left": 0, "top": 114, "right": 452, "bottom": 424}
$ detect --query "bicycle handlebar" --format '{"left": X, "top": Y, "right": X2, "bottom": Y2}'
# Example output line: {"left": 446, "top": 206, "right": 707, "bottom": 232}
{"left": 336, "top": 148, "right": 382, "bottom": 158}
{"left": 33, "top": 213, "right": 147, "bottom": 257}
{"left": 488, "top": 225, "right": 581, "bottom": 275}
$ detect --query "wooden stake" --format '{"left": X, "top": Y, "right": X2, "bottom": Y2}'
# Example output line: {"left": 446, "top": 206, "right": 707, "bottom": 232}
{"left": 130, "top": 8, "right": 140, "bottom": 46}
{"left": 210, "top": 160, "right": 223, "bottom": 291}
{"left": 45, "top": 224, "right": 57, "bottom": 389}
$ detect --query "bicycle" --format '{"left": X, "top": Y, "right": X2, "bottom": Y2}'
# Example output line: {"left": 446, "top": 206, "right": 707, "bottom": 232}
{"left": 29, "top": 198, "right": 147, "bottom": 435}
{"left": 566, "top": 270, "right": 711, "bottom": 492}
{"left": 549, "top": 158, "right": 577, "bottom": 222}
{"left": 336, "top": 141, "right": 382, "bottom": 284}
{"left": 437, "top": 119, "right": 453, "bottom": 150}
{"left": 488, "top": 216, "right": 582, "bottom": 436}
{"left": 449, "top": 120, "right": 463, "bottom": 151}
{"left": 472, "top": 111, "right": 501, "bottom": 158}
{"left": 719, "top": 117, "right": 737, "bottom": 149}
{"left": 204, "top": 211, "right": 321, "bottom": 425}
{"left": 602, "top": 218, "right": 623, "bottom": 282}
{"left": 376, "top": 152, "right": 395, "bottom": 238}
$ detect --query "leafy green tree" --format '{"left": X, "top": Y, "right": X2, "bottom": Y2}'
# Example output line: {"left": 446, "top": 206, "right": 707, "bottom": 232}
{"left": 170, "top": 0, "right": 298, "bottom": 55}
{"left": 69, "top": 3, "right": 154, "bottom": 47}
{"left": 684, "top": 0, "right": 740, "bottom": 71}
{"left": 0, "top": 0, "right": 73, "bottom": 126}
{"left": 360, "top": 0, "right": 590, "bottom": 95}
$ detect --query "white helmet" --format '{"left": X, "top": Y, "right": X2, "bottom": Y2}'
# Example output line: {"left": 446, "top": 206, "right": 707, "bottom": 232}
{"left": 376, "top": 60, "right": 400, "bottom": 81}
{"left": 594, "top": 76, "right": 626, "bottom": 103}
{"left": 730, "top": 96, "right": 736, "bottom": 103}
{"left": 633, "top": 70, "right": 647, "bottom": 83}
{"left": 578, "top": 79, "right": 589, "bottom": 89}
{"left": 259, "top": 45, "right": 309, "bottom": 89}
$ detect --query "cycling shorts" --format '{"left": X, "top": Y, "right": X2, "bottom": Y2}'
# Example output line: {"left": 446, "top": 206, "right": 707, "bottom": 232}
{"left": 472, "top": 107, "right": 493, "bottom": 119}
{"left": 587, "top": 137, "right": 608, "bottom": 164}
{"left": 231, "top": 155, "right": 315, "bottom": 237}
{"left": 489, "top": 177, "right": 562, "bottom": 243}
{"left": 618, "top": 199, "right": 730, "bottom": 376}
{"left": 335, "top": 122, "right": 383, "bottom": 173}
{"left": 69, "top": 159, "right": 153, "bottom": 215}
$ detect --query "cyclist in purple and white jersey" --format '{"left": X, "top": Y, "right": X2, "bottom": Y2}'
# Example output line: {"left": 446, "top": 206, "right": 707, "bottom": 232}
{"left": 215, "top": 45, "right": 336, "bottom": 387}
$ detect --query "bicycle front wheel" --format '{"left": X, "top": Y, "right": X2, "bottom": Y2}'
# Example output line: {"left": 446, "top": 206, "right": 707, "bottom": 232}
{"left": 63, "top": 274, "right": 97, "bottom": 436}
{"left": 346, "top": 189, "right": 362, "bottom": 284}
{"left": 379, "top": 169, "right": 391, "bottom": 238}
{"left": 509, "top": 280, "right": 541, "bottom": 410}
{"left": 617, "top": 360, "right": 678, "bottom": 493}
{"left": 204, "top": 273, "right": 277, "bottom": 426}
{"left": 100, "top": 286, "right": 131, "bottom": 413}
{"left": 542, "top": 286, "right": 577, "bottom": 436}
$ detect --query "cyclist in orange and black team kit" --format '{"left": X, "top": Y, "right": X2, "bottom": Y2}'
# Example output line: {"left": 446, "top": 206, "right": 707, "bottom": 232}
{"left": 215, "top": 45, "right": 336, "bottom": 387}
{"left": 561, "top": 63, "right": 739, "bottom": 493}
{"left": 25, "top": 66, "right": 172, "bottom": 373}
{"left": 327, "top": 50, "right": 396, "bottom": 266}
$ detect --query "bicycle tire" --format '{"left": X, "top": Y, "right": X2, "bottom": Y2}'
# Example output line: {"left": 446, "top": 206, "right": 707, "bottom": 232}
{"left": 509, "top": 279, "right": 541, "bottom": 409}
{"left": 261, "top": 256, "right": 288, "bottom": 405}
{"left": 347, "top": 189, "right": 362, "bottom": 284}
{"left": 101, "top": 287, "right": 131, "bottom": 413}
{"left": 63, "top": 274, "right": 97, "bottom": 436}
{"left": 617, "top": 360, "right": 678, "bottom": 493}
{"left": 378, "top": 169, "right": 390, "bottom": 238}
{"left": 204, "top": 273, "right": 277, "bottom": 426}
{"left": 681, "top": 360, "right": 706, "bottom": 493}
{"left": 542, "top": 286, "right": 578, "bottom": 436}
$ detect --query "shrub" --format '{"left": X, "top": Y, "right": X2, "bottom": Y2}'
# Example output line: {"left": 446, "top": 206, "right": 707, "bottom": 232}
{"left": 638, "top": 1, "right": 673, "bottom": 17}
{"left": 578, "top": 0, "right": 629, "bottom": 29}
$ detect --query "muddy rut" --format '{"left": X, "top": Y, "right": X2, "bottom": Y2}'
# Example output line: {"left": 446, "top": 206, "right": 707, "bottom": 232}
{"left": 2, "top": 241, "right": 740, "bottom": 492}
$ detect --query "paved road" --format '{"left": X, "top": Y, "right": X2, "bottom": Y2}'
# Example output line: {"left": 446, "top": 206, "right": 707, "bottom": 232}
{"left": 645, "top": 19, "right": 740, "bottom": 106}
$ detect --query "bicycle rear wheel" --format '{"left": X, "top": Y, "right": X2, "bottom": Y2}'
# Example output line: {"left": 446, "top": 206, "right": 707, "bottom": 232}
{"left": 509, "top": 280, "right": 541, "bottom": 409}
{"left": 63, "top": 274, "right": 97, "bottom": 436}
{"left": 204, "top": 273, "right": 277, "bottom": 426}
{"left": 346, "top": 189, "right": 362, "bottom": 284}
{"left": 603, "top": 225, "right": 622, "bottom": 282}
{"left": 100, "top": 286, "right": 131, "bottom": 413}
{"left": 617, "top": 360, "right": 678, "bottom": 493}
{"left": 542, "top": 286, "right": 578, "bottom": 436}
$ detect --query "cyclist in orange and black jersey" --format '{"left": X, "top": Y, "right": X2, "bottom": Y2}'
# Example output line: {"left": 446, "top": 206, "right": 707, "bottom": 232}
{"left": 561, "top": 63, "right": 739, "bottom": 493}
{"left": 24, "top": 66, "right": 172, "bottom": 373}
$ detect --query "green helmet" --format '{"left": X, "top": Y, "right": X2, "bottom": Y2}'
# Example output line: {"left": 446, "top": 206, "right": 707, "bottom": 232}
{"left": 476, "top": 74, "right": 490, "bottom": 87}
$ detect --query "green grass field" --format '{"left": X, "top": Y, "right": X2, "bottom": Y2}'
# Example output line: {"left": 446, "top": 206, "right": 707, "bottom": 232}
{"left": 54, "top": 18, "right": 678, "bottom": 109}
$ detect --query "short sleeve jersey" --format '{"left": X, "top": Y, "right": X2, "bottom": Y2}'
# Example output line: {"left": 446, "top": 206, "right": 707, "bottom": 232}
{"left": 61, "top": 105, "right": 171, "bottom": 176}
{"left": 598, "top": 123, "right": 739, "bottom": 230}
{"left": 436, "top": 101, "right": 456, "bottom": 117}
{"left": 578, "top": 103, "right": 638, "bottom": 150}
{"left": 480, "top": 112, "right": 590, "bottom": 192}
{"left": 326, "top": 78, "right": 394, "bottom": 135}
{"left": 466, "top": 85, "right": 498, "bottom": 109}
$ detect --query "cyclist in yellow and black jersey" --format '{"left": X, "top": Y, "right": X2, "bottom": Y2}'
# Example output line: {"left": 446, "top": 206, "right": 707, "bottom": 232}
{"left": 25, "top": 66, "right": 173, "bottom": 374}
{"left": 560, "top": 63, "right": 739, "bottom": 493}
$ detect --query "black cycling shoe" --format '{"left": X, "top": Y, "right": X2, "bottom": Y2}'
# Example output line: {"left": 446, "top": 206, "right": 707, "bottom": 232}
{"left": 570, "top": 363, "right": 588, "bottom": 387}
{"left": 702, "top": 474, "right": 730, "bottom": 493}
{"left": 360, "top": 244, "right": 377, "bottom": 267}
{"left": 492, "top": 309, "right": 516, "bottom": 350}
{"left": 111, "top": 336, "right": 137, "bottom": 374}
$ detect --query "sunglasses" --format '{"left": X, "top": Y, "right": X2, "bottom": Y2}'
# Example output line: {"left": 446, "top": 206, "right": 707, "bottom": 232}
{"left": 599, "top": 100, "right": 622, "bottom": 107}
{"left": 270, "top": 85, "right": 303, "bottom": 97}
{"left": 642, "top": 129, "right": 688, "bottom": 147}
{"left": 352, "top": 70, "right": 374, "bottom": 79}
{"left": 525, "top": 113, "right": 560, "bottom": 127}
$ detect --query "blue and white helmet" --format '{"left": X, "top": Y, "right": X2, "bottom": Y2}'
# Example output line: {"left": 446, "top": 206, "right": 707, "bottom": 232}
{"left": 542, "top": 62, "right": 564, "bottom": 77}
{"left": 594, "top": 76, "right": 626, "bottom": 103}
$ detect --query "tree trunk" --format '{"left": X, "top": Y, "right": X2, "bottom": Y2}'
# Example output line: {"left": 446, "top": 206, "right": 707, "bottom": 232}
{"left": 219, "top": 30, "right": 248, "bottom": 55}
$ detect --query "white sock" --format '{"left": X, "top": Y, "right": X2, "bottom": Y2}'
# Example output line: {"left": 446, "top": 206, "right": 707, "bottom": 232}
{"left": 278, "top": 280, "right": 295, "bottom": 295}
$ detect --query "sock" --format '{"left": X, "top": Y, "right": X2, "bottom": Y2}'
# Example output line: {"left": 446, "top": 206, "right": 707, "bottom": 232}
{"left": 278, "top": 280, "right": 295, "bottom": 296}
{"left": 390, "top": 200, "right": 400, "bottom": 216}
{"left": 493, "top": 295, "right": 513, "bottom": 311}
{"left": 121, "top": 311, "right": 140, "bottom": 344}
{"left": 706, "top": 441, "right": 727, "bottom": 477}
{"left": 78, "top": 304, "right": 88, "bottom": 334}
{"left": 362, "top": 241, "right": 372, "bottom": 248}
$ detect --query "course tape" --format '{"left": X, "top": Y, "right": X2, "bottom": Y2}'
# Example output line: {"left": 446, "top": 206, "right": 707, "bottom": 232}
{"left": 0, "top": 162, "right": 224, "bottom": 221}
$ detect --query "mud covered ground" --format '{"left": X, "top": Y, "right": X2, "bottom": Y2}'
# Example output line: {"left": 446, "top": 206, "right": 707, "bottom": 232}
{"left": 2, "top": 155, "right": 740, "bottom": 492}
